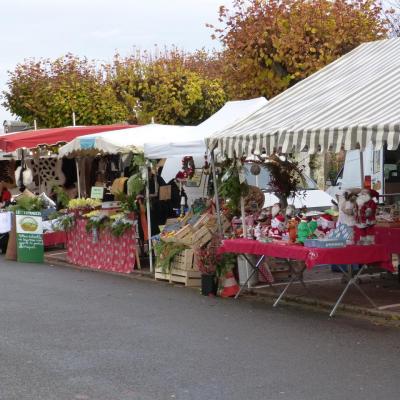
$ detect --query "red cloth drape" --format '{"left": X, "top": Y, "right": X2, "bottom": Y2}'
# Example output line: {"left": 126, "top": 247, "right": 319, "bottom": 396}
{"left": 218, "top": 239, "right": 393, "bottom": 271}
{"left": 66, "top": 219, "right": 136, "bottom": 273}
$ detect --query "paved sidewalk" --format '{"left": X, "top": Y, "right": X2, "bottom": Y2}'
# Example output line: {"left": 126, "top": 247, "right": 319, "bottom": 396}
{"left": 249, "top": 266, "right": 400, "bottom": 321}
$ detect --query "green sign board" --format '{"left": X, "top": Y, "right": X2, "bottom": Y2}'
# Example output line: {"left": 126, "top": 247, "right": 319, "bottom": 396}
{"left": 91, "top": 186, "right": 104, "bottom": 199}
{"left": 16, "top": 210, "right": 44, "bottom": 263}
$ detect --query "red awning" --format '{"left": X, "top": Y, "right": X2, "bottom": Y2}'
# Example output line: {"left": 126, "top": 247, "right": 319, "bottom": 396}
{"left": 0, "top": 125, "right": 136, "bottom": 152}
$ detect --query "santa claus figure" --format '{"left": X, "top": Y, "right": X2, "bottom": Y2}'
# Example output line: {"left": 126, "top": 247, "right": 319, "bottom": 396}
{"left": 354, "top": 189, "right": 378, "bottom": 244}
{"left": 268, "top": 214, "right": 286, "bottom": 240}
{"left": 316, "top": 214, "right": 335, "bottom": 238}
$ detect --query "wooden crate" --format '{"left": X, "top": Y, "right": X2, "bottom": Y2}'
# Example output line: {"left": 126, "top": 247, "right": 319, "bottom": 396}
{"left": 160, "top": 224, "right": 193, "bottom": 244}
{"left": 193, "top": 213, "right": 211, "bottom": 230}
{"left": 170, "top": 268, "right": 201, "bottom": 287}
{"left": 189, "top": 226, "right": 213, "bottom": 248}
{"left": 154, "top": 266, "right": 201, "bottom": 287}
{"left": 154, "top": 268, "right": 171, "bottom": 282}
{"left": 171, "top": 249, "right": 195, "bottom": 271}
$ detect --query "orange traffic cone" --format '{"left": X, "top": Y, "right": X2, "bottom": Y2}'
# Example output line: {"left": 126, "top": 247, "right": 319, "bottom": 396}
{"left": 220, "top": 271, "right": 240, "bottom": 298}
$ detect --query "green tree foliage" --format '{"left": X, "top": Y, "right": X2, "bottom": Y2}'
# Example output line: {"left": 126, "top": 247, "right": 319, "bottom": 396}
{"left": 209, "top": 0, "right": 389, "bottom": 99}
{"left": 2, "top": 54, "right": 129, "bottom": 128}
{"left": 110, "top": 48, "right": 227, "bottom": 125}
{"left": 4, "top": 50, "right": 226, "bottom": 127}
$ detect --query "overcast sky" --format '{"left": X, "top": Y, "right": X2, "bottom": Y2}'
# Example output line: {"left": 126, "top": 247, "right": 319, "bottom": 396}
{"left": 0, "top": 0, "right": 232, "bottom": 131}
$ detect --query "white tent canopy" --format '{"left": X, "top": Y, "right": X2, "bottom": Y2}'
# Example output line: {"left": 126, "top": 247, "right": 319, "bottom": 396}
{"left": 58, "top": 124, "right": 192, "bottom": 157}
{"left": 206, "top": 38, "right": 400, "bottom": 158}
{"left": 143, "top": 97, "right": 267, "bottom": 159}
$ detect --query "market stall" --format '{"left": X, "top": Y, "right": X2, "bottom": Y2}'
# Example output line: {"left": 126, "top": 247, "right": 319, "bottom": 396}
{"left": 201, "top": 38, "right": 400, "bottom": 312}
{"left": 58, "top": 124, "right": 196, "bottom": 272}
{"left": 143, "top": 98, "right": 267, "bottom": 283}
{"left": 0, "top": 125, "right": 134, "bottom": 263}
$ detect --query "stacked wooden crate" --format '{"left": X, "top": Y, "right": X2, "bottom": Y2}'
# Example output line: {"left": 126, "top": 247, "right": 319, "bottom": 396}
{"left": 155, "top": 213, "right": 216, "bottom": 286}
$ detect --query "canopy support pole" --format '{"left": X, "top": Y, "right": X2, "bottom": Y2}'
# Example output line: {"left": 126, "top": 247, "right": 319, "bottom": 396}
{"left": 359, "top": 149, "right": 364, "bottom": 188}
{"left": 75, "top": 158, "right": 81, "bottom": 198}
{"left": 145, "top": 164, "right": 153, "bottom": 273}
{"left": 240, "top": 196, "right": 247, "bottom": 238}
{"left": 210, "top": 150, "right": 222, "bottom": 236}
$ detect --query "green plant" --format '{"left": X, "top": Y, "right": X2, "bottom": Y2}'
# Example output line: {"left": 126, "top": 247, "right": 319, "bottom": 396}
{"left": 218, "top": 160, "right": 249, "bottom": 214}
{"left": 8, "top": 196, "right": 45, "bottom": 212}
{"left": 119, "top": 193, "right": 138, "bottom": 213}
{"left": 55, "top": 213, "right": 75, "bottom": 231}
{"left": 154, "top": 241, "right": 187, "bottom": 272}
{"left": 85, "top": 214, "right": 109, "bottom": 233}
{"left": 127, "top": 173, "right": 145, "bottom": 197}
{"left": 110, "top": 216, "right": 134, "bottom": 237}
{"left": 216, "top": 253, "right": 236, "bottom": 278}
{"left": 52, "top": 185, "right": 70, "bottom": 208}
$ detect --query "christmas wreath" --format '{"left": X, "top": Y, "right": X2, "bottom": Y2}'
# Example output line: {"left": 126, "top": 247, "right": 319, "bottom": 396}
{"left": 176, "top": 156, "right": 195, "bottom": 180}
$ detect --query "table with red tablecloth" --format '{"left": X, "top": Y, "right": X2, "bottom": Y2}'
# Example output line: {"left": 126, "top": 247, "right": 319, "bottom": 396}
{"left": 218, "top": 239, "right": 393, "bottom": 316}
{"left": 43, "top": 231, "right": 67, "bottom": 248}
{"left": 375, "top": 226, "right": 400, "bottom": 255}
{"left": 66, "top": 218, "right": 136, "bottom": 274}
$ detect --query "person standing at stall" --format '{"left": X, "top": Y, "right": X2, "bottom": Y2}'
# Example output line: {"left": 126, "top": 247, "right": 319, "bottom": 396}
{"left": 0, "top": 184, "right": 12, "bottom": 208}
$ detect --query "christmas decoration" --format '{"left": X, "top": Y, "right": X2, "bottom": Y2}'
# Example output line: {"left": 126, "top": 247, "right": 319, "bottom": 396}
{"left": 316, "top": 214, "right": 335, "bottom": 238}
{"left": 268, "top": 214, "right": 286, "bottom": 240}
{"left": 354, "top": 189, "right": 377, "bottom": 244}
{"left": 297, "top": 216, "right": 317, "bottom": 244}
{"left": 338, "top": 191, "right": 357, "bottom": 227}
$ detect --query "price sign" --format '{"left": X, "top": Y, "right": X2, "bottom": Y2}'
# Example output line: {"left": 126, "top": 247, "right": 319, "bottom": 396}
{"left": 16, "top": 210, "right": 44, "bottom": 263}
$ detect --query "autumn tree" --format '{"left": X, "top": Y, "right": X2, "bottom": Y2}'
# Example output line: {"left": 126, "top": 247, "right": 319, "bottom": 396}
{"left": 383, "top": 0, "right": 400, "bottom": 36}
{"left": 2, "top": 54, "right": 129, "bottom": 128}
{"left": 110, "top": 48, "right": 227, "bottom": 125}
{"left": 209, "top": 0, "right": 389, "bottom": 99}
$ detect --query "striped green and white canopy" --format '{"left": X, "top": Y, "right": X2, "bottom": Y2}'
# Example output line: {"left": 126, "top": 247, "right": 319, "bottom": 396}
{"left": 206, "top": 38, "right": 400, "bottom": 158}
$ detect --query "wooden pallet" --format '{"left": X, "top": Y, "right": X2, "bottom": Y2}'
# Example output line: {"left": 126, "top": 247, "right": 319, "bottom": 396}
{"left": 155, "top": 267, "right": 201, "bottom": 287}
{"left": 170, "top": 268, "right": 201, "bottom": 286}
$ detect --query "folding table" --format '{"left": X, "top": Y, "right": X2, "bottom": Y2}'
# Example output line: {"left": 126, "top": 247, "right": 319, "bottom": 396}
{"left": 218, "top": 239, "right": 394, "bottom": 317}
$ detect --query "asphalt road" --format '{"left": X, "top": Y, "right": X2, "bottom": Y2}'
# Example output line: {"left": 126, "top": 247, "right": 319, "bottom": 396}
{"left": 0, "top": 259, "right": 399, "bottom": 400}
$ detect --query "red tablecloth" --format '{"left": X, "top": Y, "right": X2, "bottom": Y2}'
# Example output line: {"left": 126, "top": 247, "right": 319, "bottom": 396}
{"left": 219, "top": 239, "right": 394, "bottom": 272}
{"left": 66, "top": 219, "right": 136, "bottom": 274}
{"left": 43, "top": 231, "right": 67, "bottom": 247}
{"left": 375, "top": 226, "right": 400, "bottom": 254}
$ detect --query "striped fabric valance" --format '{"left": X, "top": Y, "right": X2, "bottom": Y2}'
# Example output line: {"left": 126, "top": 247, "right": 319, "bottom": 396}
{"left": 206, "top": 38, "right": 400, "bottom": 158}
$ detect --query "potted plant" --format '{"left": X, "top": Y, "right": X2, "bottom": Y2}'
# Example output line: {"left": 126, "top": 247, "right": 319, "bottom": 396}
{"left": 194, "top": 235, "right": 222, "bottom": 296}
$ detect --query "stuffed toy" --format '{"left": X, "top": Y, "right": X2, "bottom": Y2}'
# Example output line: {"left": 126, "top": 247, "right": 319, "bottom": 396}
{"left": 338, "top": 191, "right": 357, "bottom": 227}
{"left": 254, "top": 208, "right": 272, "bottom": 241}
{"left": 287, "top": 218, "right": 298, "bottom": 243}
{"left": 297, "top": 216, "right": 317, "bottom": 244}
{"left": 316, "top": 214, "right": 335, "bottom": 238}
{"left": 268, "top": 214, "right": 286, "bottom": 240}
{"left": 354, "top": 189, "right": 377, "bottom": 244}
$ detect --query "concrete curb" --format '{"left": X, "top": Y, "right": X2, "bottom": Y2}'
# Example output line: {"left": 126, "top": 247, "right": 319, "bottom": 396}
{"left": 242, "top": 289, "right": 400, "bottom": 324}
{"left": 45, "top": 257, "right": 154, "bottom": 281}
